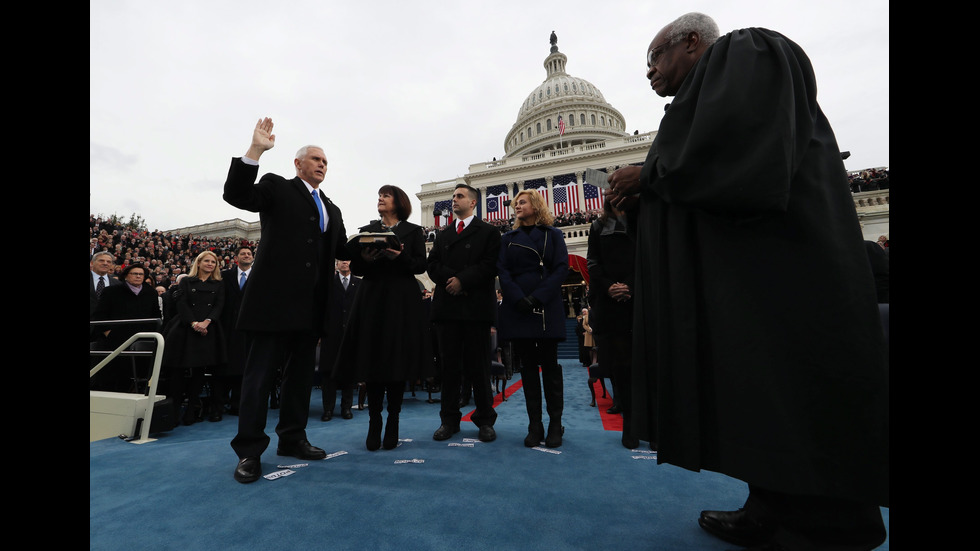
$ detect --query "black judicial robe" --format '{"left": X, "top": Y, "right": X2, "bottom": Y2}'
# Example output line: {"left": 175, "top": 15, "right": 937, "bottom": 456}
{"left": 629, "top": 28, "right": 888, "bottom": 507}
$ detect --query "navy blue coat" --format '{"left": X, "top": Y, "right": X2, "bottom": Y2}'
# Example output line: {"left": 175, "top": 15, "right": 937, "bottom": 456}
{"left": 496, "top": 224, "right": 568, "bottom": 341}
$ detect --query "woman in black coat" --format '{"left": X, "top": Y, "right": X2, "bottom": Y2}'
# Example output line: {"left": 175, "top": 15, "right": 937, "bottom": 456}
{"left": 496, "top": 190, "right": 569, "bottom": 448}
{"left": 333, "top": 185, "right": 430, "bottom": 451}
{"left": 90, "top": 263, "right": 162, "bottom": 391}
{"left": 163, "top": 251, "right": 226, "bottom": 425}
{"left": 586, "top": 201, "right": 638, "bottom": 448}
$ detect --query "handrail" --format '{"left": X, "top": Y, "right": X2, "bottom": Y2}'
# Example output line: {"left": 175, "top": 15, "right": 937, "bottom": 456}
{"left": 90, "top": 331, "right": 166, "bottom": 444}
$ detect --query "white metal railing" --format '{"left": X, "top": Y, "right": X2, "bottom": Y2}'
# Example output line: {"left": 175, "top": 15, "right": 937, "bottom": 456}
{"left": 89, "top": 330, "right": 166, "bottom": 444}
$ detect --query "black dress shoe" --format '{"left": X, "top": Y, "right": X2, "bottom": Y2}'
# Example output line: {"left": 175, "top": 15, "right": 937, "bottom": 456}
{"left": 341, "top": 409, "right": 353, "bottom": 420}
{"left": 276, "top": 439, "right": 327, "bottom": 460}
{"left": 321, "top": 411, "right": 333, "bottom": 422}
{"left": 478, "top": 425, "right": 496, "bottom": 442}
{"left": 524, "top": 422, "right": 544, "bottom": 447}
{"left": 698, "top": 508, "right": 776, "bottom": 547}
{"left": 208, "top": 407, "right": 223, "bottom": 422}
{"left": 606, "top": 405, "right": 622, "bottom": 414}
{"left": 432, "top": 425, "right": 460, "bottom": 441}
{"left": 545, "top": 422, "right": 564, "bottom": 448}
{"left": 234, "top": 457, "right": 261, "bottom": 484}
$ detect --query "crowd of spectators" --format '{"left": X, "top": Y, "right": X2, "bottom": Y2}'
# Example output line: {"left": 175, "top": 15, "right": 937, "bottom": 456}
{"left": 848, "top": 167, "right": 889, "bottom": 194}
{"left": 90, "top": 214, "right": 258, "bottom": 288}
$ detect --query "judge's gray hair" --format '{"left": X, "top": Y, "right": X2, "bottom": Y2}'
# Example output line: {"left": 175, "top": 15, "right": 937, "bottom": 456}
{"left": 295, "top": 145, "right": 325, "bottom": 160}
{"left": 667, "top": 12, "right": 720, "bottom": 45}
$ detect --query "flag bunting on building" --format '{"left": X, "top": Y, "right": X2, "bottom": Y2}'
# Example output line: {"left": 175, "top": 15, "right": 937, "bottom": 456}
{"left": 551, "top": 173, "right": 579, "bottom": 215}
{"left": 583, "top": 169, "right": 606, "bottom": 211}
{"left": 434, "top": 199, "right": 453, "bottom": 227}
{"left": 484, "top": 184, "right": 509, "bottom": 221}
{"left": 523, "top": 178, "right": 548, "bottom": 204}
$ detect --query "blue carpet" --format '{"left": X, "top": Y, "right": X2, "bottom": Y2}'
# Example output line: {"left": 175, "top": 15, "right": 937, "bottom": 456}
{"left": 90, "top": 360, "right": 888, "bottom": 550}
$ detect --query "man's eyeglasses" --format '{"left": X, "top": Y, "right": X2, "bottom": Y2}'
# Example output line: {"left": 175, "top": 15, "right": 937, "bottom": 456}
{"left": 647, "top": 34, "right": 685, "bottom": 67}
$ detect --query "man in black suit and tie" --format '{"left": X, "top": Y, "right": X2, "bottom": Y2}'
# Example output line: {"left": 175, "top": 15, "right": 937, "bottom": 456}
{"left": 211, "top": 246, "right": 254, "bottom": 422}
{"left": 427, "top": 184, "right": 501, "bottom": 443}
{"left": 90, "top": 251, "right": 122, "bottom": 318}
{"left": 223, "top": 117, "right": 350, "bottom": 483}
{"left": 319, "top": 259, "right": 359, "bottom": 421}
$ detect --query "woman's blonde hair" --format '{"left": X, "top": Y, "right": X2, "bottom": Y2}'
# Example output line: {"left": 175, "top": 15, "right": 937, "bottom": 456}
{"left": 188, "top": 250, "right": 223, "bottom": 281}
{"left": 511, "top": 190, "right": 555, "bottom": 229}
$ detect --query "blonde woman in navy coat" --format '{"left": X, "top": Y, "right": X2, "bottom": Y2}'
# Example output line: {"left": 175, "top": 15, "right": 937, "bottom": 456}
{"left": 496, "top": 190, "right": 569, "bottom": 447}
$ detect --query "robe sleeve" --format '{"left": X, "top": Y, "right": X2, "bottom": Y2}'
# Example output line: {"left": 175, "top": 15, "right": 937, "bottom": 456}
{"left": 645, "top": 28, "right": 821, "bottom": 217}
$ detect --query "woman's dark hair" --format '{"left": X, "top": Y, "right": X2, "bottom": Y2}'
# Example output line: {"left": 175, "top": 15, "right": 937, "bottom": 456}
{"left": 120, "top": 263, "right": 147, "bottom": 280}
{"left": 379, "top": 185, "right": 412, "bottom": 221}
{"left": 598, "top": 195, "right": 615, "bottom": 224}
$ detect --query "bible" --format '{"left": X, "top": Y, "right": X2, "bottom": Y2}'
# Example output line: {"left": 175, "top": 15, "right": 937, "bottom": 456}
{"left": 347, "top": 231, "right": 401, "bottom": 251}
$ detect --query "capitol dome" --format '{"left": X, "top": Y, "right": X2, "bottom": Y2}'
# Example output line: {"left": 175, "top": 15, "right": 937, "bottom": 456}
{"left": 504, "top": 32, "right": 627, "bottom": 158}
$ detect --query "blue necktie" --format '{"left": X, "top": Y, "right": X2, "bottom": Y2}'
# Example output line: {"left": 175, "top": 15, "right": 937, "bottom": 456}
{"left": 311, "top": 190, "right": 325, "bottom": 233}
{"left": 239, "top": 271, "right": 247, "bottom": 290}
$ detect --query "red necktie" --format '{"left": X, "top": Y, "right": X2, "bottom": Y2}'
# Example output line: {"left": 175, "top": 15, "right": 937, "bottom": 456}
{"left": 457, "top": 221, "right": 464, "bottom": 234}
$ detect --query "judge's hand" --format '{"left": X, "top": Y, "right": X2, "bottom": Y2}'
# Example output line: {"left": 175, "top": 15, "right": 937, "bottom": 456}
{"left": 446, "top": 276, "right": 463, "bottom": 296}
{"left": 245, "top": 117, "right": 276, "bottom": 160}
{"left": 605, "top": 165, "right": 642, "bottom": 211}
{"left": 608, "top": 282, "right": 632, "bottom": 302}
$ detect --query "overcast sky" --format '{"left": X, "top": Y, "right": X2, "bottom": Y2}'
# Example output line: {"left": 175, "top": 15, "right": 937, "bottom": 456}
{"left": 90, "top": 0, "right": 888, "bottom": 233}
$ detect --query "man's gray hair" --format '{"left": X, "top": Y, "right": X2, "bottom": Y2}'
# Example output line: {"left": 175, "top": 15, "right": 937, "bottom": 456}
{"left": 92, "top": 251, "right": 115, "bottom": 262}
{"left": 668, "top": 12, "right": 720, "bottom": 45}
{"left": 295, "top": 145, "right": 324, "bottom": 160}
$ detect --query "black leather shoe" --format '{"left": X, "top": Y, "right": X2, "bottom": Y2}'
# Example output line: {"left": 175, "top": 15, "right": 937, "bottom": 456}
{"left": 545, "top": 422, "right": 564, "bottom": 448}
{"left": 276, "top": 439, "right": 327, "bottom": 460}
{"left": 208, "top": 406, "right": 223, "bottom": 422}
{"left": 478, "top": 425, "right": 496, "bottom": 442}
{"left": 432, "top": 425, "right": 460, "bottom": 441}
{"left": 524, "top": 422, "right": 545, "bottom": 447}
{"left": 341, "top": 409, "right": 353, "bottom": 420}
{"left": 234, "top": 457, "right": 260, "bottom": 484}
{"left": 698, "top": 508, "right": 776, "bottom": 547}
{"left": 606, "top": 405, "right": 622, "bottom": 414}
{"left": 321, "top": 411, "right": 333, "bottom": 422}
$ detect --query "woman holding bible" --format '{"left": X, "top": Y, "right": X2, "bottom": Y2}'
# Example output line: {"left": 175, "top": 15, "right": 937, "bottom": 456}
{"left": 332, "top": 185, "right": 431, "bottom": 451}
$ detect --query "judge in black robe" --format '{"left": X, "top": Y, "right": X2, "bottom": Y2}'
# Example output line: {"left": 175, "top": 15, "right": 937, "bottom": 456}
{"left": 606, "top": 13, "right": 887, "bottom": 550}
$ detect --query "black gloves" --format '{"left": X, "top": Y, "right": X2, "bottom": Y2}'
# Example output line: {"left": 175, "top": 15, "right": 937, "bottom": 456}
{"left": 516, "top": 295, "right": 543, "bottom": 314}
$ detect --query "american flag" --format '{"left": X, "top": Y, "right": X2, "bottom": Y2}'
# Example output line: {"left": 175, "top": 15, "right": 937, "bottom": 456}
{"left": 434, "top": 199, "right": 453, "bottom": 227}
{"left": 558, "top": 114, "right": 565, "bottom": 136}
{"left": 583, "top": 182, "right": 604, "bottom": 211}
{"left": 484, "top": 184, "right": 509, "bottom": 221}
{"left": 552, "top": 173, "right": 579, "bottom": 215}
{"left": 524, "top": 179, "right": 548, "bottom": 203}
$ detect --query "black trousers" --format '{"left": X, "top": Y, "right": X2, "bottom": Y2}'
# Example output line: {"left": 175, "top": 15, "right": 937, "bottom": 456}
{"left": 231, "top": 331, "right": 317, "bottom": 459}
{"left": 512, "top": 339, "right": 562, "bottom": 424}
{"left": 434, "top": 321, "right": 497, "bottom": 429}
{"left": 594, "top": 332, "right": 633, "bottom": 434}
{"left": 322, "top": 379, "right": 355, "bottom": 413}
{"left": 744, "top": 485, "right": 886, "bottom": 551}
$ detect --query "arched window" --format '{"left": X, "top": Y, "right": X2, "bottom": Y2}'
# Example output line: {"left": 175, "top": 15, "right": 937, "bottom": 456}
{"left": 520, "top": 131, "right": 524, "bottom": 142}
{"left": 546, "top": 119, "right": 552, "bottom": 131}
{"left": 591, "top": 114, "right": 596, "bottom": 125}
{"left": 536, "top": 122, "right": 541, "bottom": 134}
{"left": 568, "top": 113, "right": 574, "bottom": 126}
{"left": 579, "top": 114, "right": 585, "bottom": 125}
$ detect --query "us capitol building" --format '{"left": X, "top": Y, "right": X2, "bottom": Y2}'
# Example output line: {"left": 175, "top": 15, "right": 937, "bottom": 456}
{"left": 173, "top": 32, "right": 889, "bottom": 304}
